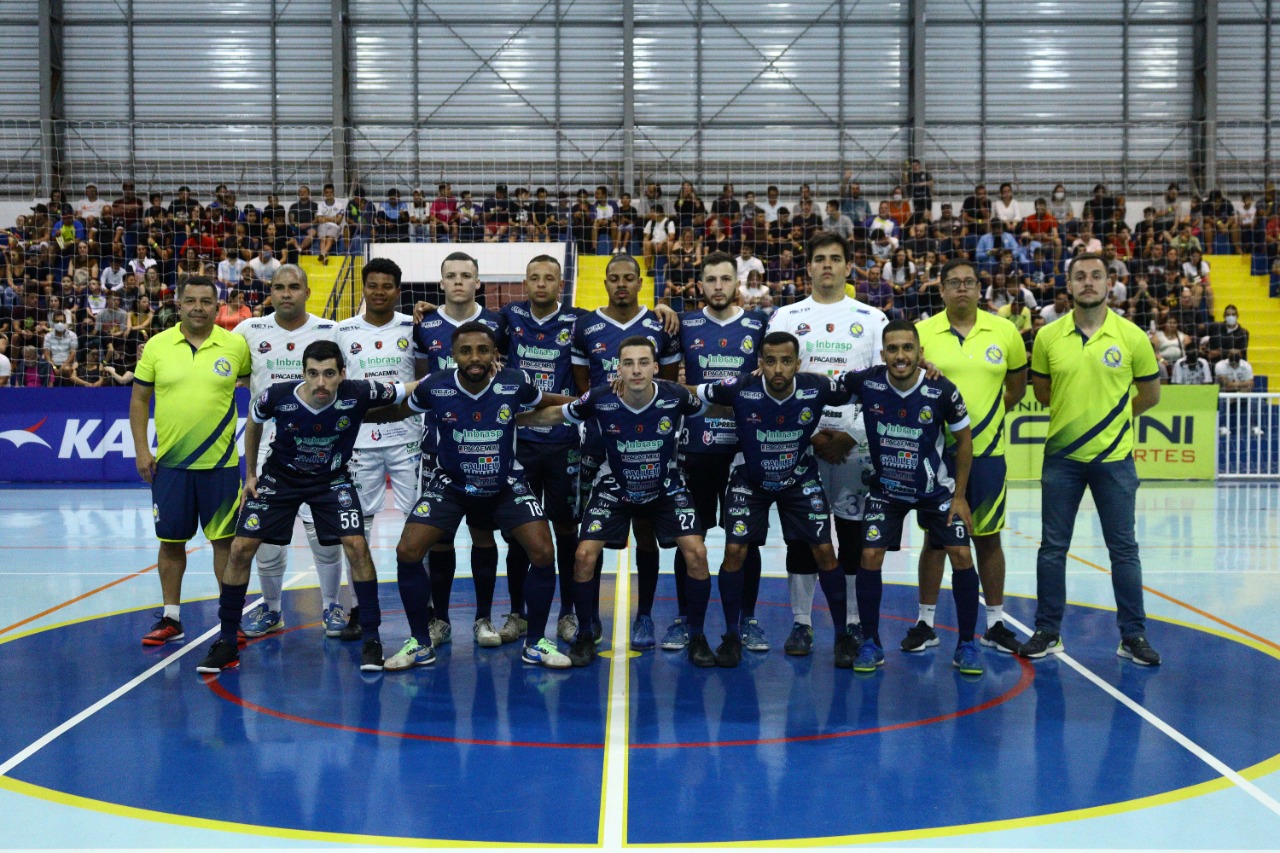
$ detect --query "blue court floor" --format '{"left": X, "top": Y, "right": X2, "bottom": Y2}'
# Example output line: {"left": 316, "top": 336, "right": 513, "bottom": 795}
{"left": 1, "top": 481, "right": 1279, "bottom": 851}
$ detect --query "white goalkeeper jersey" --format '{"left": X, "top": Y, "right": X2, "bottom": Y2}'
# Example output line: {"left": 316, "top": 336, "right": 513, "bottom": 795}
{"left": 334, "top": 312, "right": 421, "bottom": 448}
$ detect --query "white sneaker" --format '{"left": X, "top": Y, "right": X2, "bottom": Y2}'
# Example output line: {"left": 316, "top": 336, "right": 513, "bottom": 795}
{"left": 522, "top": 637, "right": 571, "bottom": 669}
{"left": 383, "top": 637, "right": 436, "bottom": 670}
{"left": 429, "top": 618, "right": 452, "bottom": 647}
{"left": 557, "top": 614, "right": 579, "bottom": 642}
{"left": 474, "top": 617, "right": 502, "bottom": 648}
{"left": 498, "top": 613, "right": 527, "bottom": 644}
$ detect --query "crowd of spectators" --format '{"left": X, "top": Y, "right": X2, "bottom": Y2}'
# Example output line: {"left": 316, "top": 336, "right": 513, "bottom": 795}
{"left": 0, "top": 165, "right": 1275, "bottom": 388}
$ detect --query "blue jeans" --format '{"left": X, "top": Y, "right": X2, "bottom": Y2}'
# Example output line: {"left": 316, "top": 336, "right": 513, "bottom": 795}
{"left": 1035, "top": 454, "right": 1147, "bottom": 639}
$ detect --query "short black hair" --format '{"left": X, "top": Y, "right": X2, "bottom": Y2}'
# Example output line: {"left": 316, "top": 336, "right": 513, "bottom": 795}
{"left": 527, "top": 254, "right": 562, "bottom": 273}
{"left": 939, "top": 257, "right": 978, "bottom": 284}
{"left": 441, "top": 251, "right": 479, "bottom": 276}
{"left": 761, "top": 331, "right": 799, "bottom": 357}
{"left": 451, "top": 320, "right": 496, "bottom": 347}
{"left": 606, "top": 253, "right": 642, "bottom": 277}
{"left": 618, "top": 335, "right": 657, "bottom": 360}
{"left": 303, "top": 340, "right": 345, "bottom": 370}
{"left": 807, "top": 231, "right": 849, "bottom": 263}
{"left": 363, "top": 256, "right": 402, "bottom": 286}
{"left": 883, "top": 318, "right": 919, "bottom": 342}
{"left": 700, "top": 250, "right": 736, "bottom": 276}
{"left": 177, "top": 275, "right": 218, "bottom": 300}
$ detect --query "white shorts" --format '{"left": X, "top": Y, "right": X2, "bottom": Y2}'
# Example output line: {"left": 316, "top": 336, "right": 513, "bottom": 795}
{"left": 317, "top": 222, "right": 341, "bottom": 239}
{"left": 349, "top": 442, "right": 422, "bottom": 516}
{"left": 816, "top": 447, "right": 874, "bottom": 522}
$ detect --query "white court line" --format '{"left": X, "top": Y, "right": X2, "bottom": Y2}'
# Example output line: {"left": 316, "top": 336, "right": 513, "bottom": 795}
{"left": 998, "top": 608, "right": 1280, "bottom": 818}
{"left": 601, "top": 549, "right": 631, "bottom": 848}
{"left": 0, "top": 571, "right": 309, "bottom": 778}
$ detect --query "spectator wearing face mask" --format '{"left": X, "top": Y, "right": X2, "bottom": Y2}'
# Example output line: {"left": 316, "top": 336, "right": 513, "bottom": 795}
{"left": 42, "top": 315, "right": 78, "bottom": 387}
{"left": 249, "top": 244, "right": 281, "bottom": 283}
{"left": 1215, "top": 349, "right": 1254, "bottom": 391}
{"left": 1207, "top": 305, "right": 1248, "bottom": 362}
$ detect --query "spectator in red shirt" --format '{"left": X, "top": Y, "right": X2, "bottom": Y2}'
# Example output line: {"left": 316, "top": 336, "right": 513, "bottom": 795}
{"left": 180, "top": 227, "right": 218, "bottom": 262}
{"left": 112, "top": 181, "right": 144, "bottom": 233}
{"left": 429, "top": 183, "right": 457, "bottom": 243}
{"left": 1021, "top": 197, "right": 1062, "bottom": 261}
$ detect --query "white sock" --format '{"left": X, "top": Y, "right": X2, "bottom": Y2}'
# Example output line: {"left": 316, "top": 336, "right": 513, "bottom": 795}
{"left": 256, "top": 542, "right": 288, "bottom": 613}
{"left": 163, "top": 604, "right": 180, "bottom": 621}
{"left": 986, "top": 603, "right": 1004, "bottom": 628}
{"left": 845, "top": 575, "right": 860, "bottom": 625}
{"left": 919, "top": 604, "right": 937, "bottom": 628}
{"left": 790, "top": 574, "right": 817, "bottom": 626}
{"left": 304, "top": 521, "right": 344, "bottom": 607}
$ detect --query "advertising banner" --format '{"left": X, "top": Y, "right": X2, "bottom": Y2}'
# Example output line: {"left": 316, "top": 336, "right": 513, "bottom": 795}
{"left": 0, "top": 388, "right": 250, "bottom": 483}
{"left": 1004, "top": 385, "right": 1219, "bottom": 480}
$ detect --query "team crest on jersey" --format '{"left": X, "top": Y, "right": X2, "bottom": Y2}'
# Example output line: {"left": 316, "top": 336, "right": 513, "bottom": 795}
{"left": 556, "top": 329, "right": 571, "bottom": 345}
{"left": 723, "top": 376, "right": 738, "bottom": 386}
{"left": 336, "top": 416, "right": 351, "bottom": 431}
{"left": 213, "top": 358, "right": 232, "bottom": 377}
{"left": 473, "top": 412, "right": 483, "bottom": 421}
{"left": 371, "top": 429, "right": 381, "bottom": 441}
{"left": 375, "top": 340, "right": 384, "bottom": 349}
{"left": 1103, "top": 346, "right": 1123, "bottom": 368}
{"left": 690, "top": 338, "right": 705, "bottom": 351}
{"left": 397, "top": 337, "right": 409, "bottom": 350}
{"left": 850, "top": 322, "right": 864, "bottom": 337}
{"left": 338, "top": 490, "right": 353, "bottom": 508}
{"left": 740, "top": 337, "right": 754, "bottom": 353}
{"left": 588, "top": 520, "right": 603, "bottom": 533}
{"left": 674, "top": 493, "right": 689, "bottom": 508}
{"left": 795, "top": 324, "right": 811, "bottom": 336}
{"left": 866, "top": 524, "right": 880, "bottom": 540}
{"left": 809, "top": 496, "right": 825, "bottom": 511}
{"left": 245, "top": 513, "right": 261, "bottom": 530}
{"left": 497, "top": 404, "right": 513, "bottom": 424}
{"left": 799, "top": 408, "right": 813, "bottom": 424}
{"left": 919, "top": 406, "right": 933, "bottom": 423}
{"left": 258, "top": 341, "right": 272, "bottom": 354}
{"left": 413, "top": 503, "right": 431, "bottom": 517}
{"left": 732, "top": 521, "right": 748, "bottom": 536}
{"left": 287, "top": 342, "right": 296, "bottom": 351}
{"left": 657, "top": 416, "right": 673, "bottom": 435}
{"left": 985, "top": 345, "right": 1004, "bottom": 365}
{"left": 826, "top": 324, "right": 835, "bottom": 332}
{"left": 349, "top": 342, "right": 362, "bottom": 355}
{"left": 703, "top": 431, "right": 714, "bottom": 445}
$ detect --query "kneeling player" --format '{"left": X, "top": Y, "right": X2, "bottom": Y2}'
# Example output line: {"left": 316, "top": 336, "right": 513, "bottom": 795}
{"left": 196, "top": 341, "right": 410, "bottom": 673}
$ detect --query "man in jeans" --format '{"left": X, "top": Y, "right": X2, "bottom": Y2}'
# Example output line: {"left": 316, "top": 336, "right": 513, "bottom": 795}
{"left": 1021, "top": 252, "right": 1162, "bottom": 665}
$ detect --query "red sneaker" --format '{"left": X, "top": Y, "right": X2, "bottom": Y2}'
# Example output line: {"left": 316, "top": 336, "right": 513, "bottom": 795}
{"left": 141, "top": 615, "right": 184, "bottom": 646}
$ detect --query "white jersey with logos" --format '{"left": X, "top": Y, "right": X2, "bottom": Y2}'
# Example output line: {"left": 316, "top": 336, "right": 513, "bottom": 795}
{"left": 335, "top": 312, "right": 421, "bottom": 448}
{"left": 233, "top": 313, "right": 338, "bottom": 398}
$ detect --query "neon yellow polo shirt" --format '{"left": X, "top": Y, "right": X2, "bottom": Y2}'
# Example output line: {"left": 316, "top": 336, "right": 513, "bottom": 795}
{"left": 917, "top": 309, "right": 1027, "bottom": 457}
{"left": 1029, "top": 309, "right": 1160, "bottom": 463}
{"left": 134, "top": 324, "right": 252, "bottom": 470}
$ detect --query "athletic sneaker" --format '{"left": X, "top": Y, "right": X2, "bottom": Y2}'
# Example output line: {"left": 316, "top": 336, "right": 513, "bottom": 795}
{"left": 498, "top": 613, "right": 528, "bottom": 644}
{"left": 980, "top": 621, "right": 1020, "bottom": 654}
{"left": 1018, "top": 631, "right": 1064, "bottom": 659}
{"left": 834, "top": 627, "right": 858, "bottom": 669}
{"left": 339, "top": 606, "right": 363, "bottom": 641}
{"left": 952, "top": 641, "right": 984, "bottom": 675}
{"left": 852, "top": 637, "right": 885, "bottom": 673}
{"left": 323, "top": 604, "right": 347, "bottom": 638}
{"left": 715, "top": 632, "right": 742, "bottom": 668}
{"left": 783, "top": 622, "right": 814, "bottom": 656}
{"left": 631, "top": 614, "right": 656, "bottom": 650}
{"left": 429, "top": 618, "right": 452, "bottom": 647}
{"left": 474, "top": 617, "right": 502, "bottom": 648}
{"left": 522, "top": 638, "right": 571, "bottom": 669}
{"left": 384, "top": 637, "right": 436, "bottom": 670}
{"left": 195, "top": 639, "right": 240, "bottom": 673}
{"left": 660, "top": 616, "right": 690, "bottom": 650}
{"left": 568, "top": 634, "right": 596, "bottom": 667}
{"left": 739, "top": 618, "right": 769, "bottom": 652}
{"left": 687, "top": 633, "right": 716, "bottom": 667}
{"left": 591, "top": 616, "right": 604, "bottom": 645}
{"left": 1117, "top": 635, "right": 1161, "bottom": 666}
{"left": 556, "top": 614, "right": 579, "bottom": 643}
{"left": 360, "top": 639, "right": 384, "bottom": 672}
{"left": 142, "top": 615, "right": 184, "bottom": 646}
{"left": 242, "top": 604, "right": 285, "bottom": 638}
{"left": 901, "top": 620, "right": 940, "bottom": 653}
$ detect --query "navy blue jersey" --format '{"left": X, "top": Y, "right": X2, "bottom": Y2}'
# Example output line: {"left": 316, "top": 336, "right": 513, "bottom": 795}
{"left": 564, "top": 380, "right": 705, "bottom": 504}
{"left": 700, "top": 372, "right": 851, "bottom": 492}
{"left": 838, "top": 366, "right": 970, "bottom": 504}
{"left": 412, "top": 306, "right": 508, "bottom": 373}
{"left": 502, "top": 301, "right": 584, "bottom": 445}
{"left": 679, "top": 308, "right": 766, "bottom": 454}
{"left": 407, "top": 367, "right": 542, "bottom": 497}
{"left": 253, "top": 379, "right": 403, "bottom": 477}
{"left": 570, "top": 308, "right": 681, "bottom": 388}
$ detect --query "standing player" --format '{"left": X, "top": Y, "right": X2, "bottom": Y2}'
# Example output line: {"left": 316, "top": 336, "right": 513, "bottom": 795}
{"left": 334, "top": 257, "right": 422, "bottom": 641}
{"left": 663, "top": 251, "right": 767, "bottom": 652}
{"left": 834, "top": 321, "right": 983, "bottom": 676}
{"left": 525, "top": 336, "right": 713, "bottom": 667}
{"left": 498, "top": 255, "right": 588, "bottom": 645}
{"left": 570, "top": 254, "right": 681, "bottom": 650}
{"left": 1020, "top": 253, "right": 1162, "bottom": 665}
{"left": 384, "top": 323, "right": 577, "bottom": 670}
{"left": 909, "top": 258, "right": 1027, "bottom": 654}
{"left": 413, "top": 251, "right": 507, "bottom": 649}
{"left": 233, "top": 265, "right": 348, "bottom": 639}
{"left": 696, "top": 332, "right": 855, "bottom": 667}
{"left": 131, "top": 276, "right": 252, "bottom": 646}
{"left": 195, "top": 341, "right": 406, "bottom": 673}
{"left": 767, "top": 232, "right": 886, "bottom": 655}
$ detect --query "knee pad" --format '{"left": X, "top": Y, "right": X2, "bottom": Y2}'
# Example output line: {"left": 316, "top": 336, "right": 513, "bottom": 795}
{"left": 303, "top": 520, "right": 343, "bottom": 566}
{"left": 255, "top": 542, "right": 288, "bottom": 578}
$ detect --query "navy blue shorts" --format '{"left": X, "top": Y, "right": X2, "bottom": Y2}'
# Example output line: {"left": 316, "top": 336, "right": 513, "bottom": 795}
{"left": 151, "top": 465, "right": 241, "bottom": 543}
{"left": 723, "top": 467, "right": 832, "bottom": 546}
{"left": 579, "top": 480, "right": 703, "bottom": 548}
{"left": 408, "top": 471, "right": 546, "bottom": 537}
{"left": 863, "top": 491, "right": 969, "bottom": 552}
{"left": 680, "top": 451, "right": 734, "bottom": 532}
{"left": 516, "top": 440, "right": 580, "bottom": 525}
{"left": 237, "top": 465, "right": 363, "bottom": 546}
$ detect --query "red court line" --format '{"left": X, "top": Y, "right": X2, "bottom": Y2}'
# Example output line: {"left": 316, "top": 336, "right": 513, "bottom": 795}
{"left": 0, "top": 546, "right": 198, "bottom": 638}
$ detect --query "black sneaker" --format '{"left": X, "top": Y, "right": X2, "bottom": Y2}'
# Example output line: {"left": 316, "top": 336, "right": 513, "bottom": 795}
{"left": 715, "top": 632, "right": 742, "bottom": 668}
{"left": 1018, "top": 630, "right": 1063, "bottom": 659}
{"left": 980, "top": 621, "right": 1020, "bottom": 654}
{"left": 360, "top": 639, "right": 384, "bottom": 672}
{"left": 339, "top": 606, "right": 363, "bottom": 642}
{"left": 688, "top": 633, "right": 717, "bottom": 667}
{"left": 834, "top": 627, "right": 858, "bottom": 668}
{"left": 196, "top": 639, "right": 240, "bottom": 673}
{"left": 1117, "top": 635, "right": 1161, "bottom": 666}
{"left": 901, "top": 620, "right": 940, "bottom": 653}
{"left": 568, "top": 634, "right": 597, "bottom": 667}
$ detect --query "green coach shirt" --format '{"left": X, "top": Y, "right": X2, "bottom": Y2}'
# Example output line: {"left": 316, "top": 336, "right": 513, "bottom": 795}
{"left": 1029, "top": 309, "right": 1160, "bottom": 464}
{"left": 917, "top": 309, "right": 1027, "bottom": 457}
{"left": 134, "top": 324, "right": 252, "bottom": 470}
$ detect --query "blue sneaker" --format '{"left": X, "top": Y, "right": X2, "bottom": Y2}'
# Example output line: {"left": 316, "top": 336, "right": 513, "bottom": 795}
{"left": 631, "top": 614, "right": 656, "bottom": 650}
{"left": 783, "top": 622, "right": 814, "bottom": 656}
{"left": 384, "top": 637, "right": 435, "bottom": 670}
{"left": 522, "top": 637, "right": 571, "bottom": 669}
{"left": 852, "top": 637, "right": 885, "bottom": 672}
{"left": 322, "top": 604, "right": 347, "bottom": 638}
{"left": 243, "top": 604, "right": 284, "bottom": 638}
{"left": 740, "top": 617, "right": 769, "bottom": 652}
{"left": 660, "top": 616, "right": 690, "bottom": 650}
{"left": 953, "top": 640, "right": 984, "bottom": 675}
